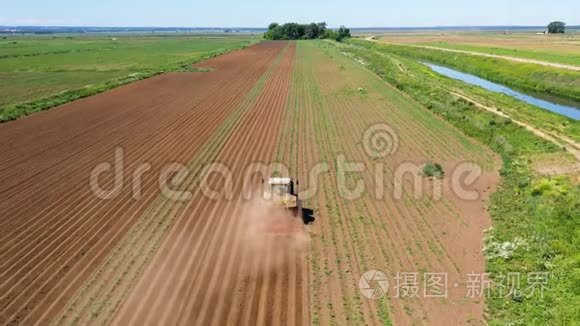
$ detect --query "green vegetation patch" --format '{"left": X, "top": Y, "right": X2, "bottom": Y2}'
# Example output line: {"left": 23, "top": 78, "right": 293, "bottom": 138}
{"left": 422, "top": 163, "right": 444, "bottom": 178}
{"left": 347, "top": 39, "right": 580, "bottom": 143}
{"left": 422, "top": 41, "right": 580, "bottom": 67}
{"left": 357, "top": 39, "right": 580, "bottom": 101}
{"left": 0, "top": 35, "right": 256, "bottom": 122}
{"left": 0, "top": 71, "right": 127, "bottom": 107}
{"left": 265, "top": 22, "right": 351, "bottom": 41}
{"left": 180, "top": 67, "right": 214, "bottom": 72}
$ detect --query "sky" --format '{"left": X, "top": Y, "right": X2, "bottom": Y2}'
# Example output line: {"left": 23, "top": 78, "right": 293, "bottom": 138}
{"left": 1, "top": 0, "right": 578, "bottom": 28}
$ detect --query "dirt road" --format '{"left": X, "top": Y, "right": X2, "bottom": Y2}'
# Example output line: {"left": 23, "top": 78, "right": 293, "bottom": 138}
{"left": 450, "top": 92, "right": 580, "bottom": 174}
{"left": 366, "top": 36, "right": 580, "bottom": 71}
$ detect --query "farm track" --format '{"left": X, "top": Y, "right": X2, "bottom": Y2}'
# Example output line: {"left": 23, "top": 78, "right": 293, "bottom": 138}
{"left": 0, "top": 41, "right": 288, "bottom": 325}
{"left": 111, "top": 42, "right": 303, "bottom": 325}
{"left": 368, "top": 37, "right": 580, "bottom": 71}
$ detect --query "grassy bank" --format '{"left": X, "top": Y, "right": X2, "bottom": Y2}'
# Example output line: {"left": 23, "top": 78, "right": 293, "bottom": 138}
{"left": 0, "top": 35, "right": 257, "bottom": 122}
{"left": 373, "top": 32, "right": 580, "bottom": 67}
{"left": 422, "top": 41, "right": 580, "bottom": 67}
{"left": 355, "top": 39, "right": 580, "bottom": 102}
{"left": 330, "top": 40, "right": 580, "bottom": 324}
{"left": 347, "top": 39, "right": 580, "bottom": 143}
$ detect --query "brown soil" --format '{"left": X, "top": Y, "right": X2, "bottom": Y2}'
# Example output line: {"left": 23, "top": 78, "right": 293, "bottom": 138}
{"left": 289, "top": 41, "right": 501, "bottom": 325}
{"left": 0, "top": 38, "right": 505, "bottom": 326}
{"left": 110, "top": 42, "right": 305, "bottom": 326}
{"left": 0, "top": 41, "right": 293, "bottom": 325}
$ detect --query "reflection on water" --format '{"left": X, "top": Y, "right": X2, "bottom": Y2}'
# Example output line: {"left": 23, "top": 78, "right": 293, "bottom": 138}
{"left": 423, "top": 62, "right": 580, "bottom": 120}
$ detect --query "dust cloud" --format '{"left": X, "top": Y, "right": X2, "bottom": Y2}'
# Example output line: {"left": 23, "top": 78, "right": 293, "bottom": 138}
{"left": 234, "top": 196, "right": 310, "bottom": 274}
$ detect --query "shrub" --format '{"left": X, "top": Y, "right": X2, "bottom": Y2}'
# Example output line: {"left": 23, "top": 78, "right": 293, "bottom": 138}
{"left": 422, "top": 163, "right": 444, "bottom": 178}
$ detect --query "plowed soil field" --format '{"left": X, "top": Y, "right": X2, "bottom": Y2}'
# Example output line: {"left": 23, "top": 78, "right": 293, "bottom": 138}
{"left": 0, "top": 40, "right": 500, "bottom": 325}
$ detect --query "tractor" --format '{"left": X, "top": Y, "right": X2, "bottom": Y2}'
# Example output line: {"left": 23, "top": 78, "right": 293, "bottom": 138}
{"left": 259, "top": 177, "right": 304, "bottom": 236}
{"left": 263, "top": 177, "right": 302, "bottom": 218}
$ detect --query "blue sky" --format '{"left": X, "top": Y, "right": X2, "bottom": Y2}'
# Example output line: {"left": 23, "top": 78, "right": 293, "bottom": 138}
{"left": 1, "top": 0, "right": 578, "bottom": 27}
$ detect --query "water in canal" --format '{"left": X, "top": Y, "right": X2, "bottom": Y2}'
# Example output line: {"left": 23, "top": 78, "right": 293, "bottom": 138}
{"left": 423, "top": 62, "right": 580, "bottom": 120}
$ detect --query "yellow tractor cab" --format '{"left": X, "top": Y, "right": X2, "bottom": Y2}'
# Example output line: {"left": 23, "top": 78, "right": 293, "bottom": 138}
{"left": 264, "top": 177, "right": 301, "bottom": 216}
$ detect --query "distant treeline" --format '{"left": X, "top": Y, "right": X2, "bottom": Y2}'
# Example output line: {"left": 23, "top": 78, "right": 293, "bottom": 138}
{"left": 264, "top": 22, "right": 351, "bottom": 41}
{"left": 0, "top": 26, "right": 265, "bottom": 35}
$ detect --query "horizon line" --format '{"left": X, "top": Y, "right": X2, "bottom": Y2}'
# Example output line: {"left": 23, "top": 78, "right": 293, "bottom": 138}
{"left": 2, "top": 24, "right": 579, "bottom": 29}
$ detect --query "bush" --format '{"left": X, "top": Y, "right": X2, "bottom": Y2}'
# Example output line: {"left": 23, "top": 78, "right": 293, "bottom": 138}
{"left": 422, "top": 163, "right": 444, "bottom": 178}
{"left": 337, "top": 26, "right": 351, "bottom": 41}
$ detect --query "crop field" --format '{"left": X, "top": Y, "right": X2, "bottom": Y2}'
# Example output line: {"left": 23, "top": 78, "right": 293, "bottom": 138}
{"left": 0, "top": 35, "right": 255, "bottom": 118}
{"left": 331, "top": 38, "right": 580, "bottom": 323}
{"left": 1, "top": 38, "right": 537, "bottom": 326}
{"left": 278, "top": 41, "right": 498, "bottom": 325}
{"left": 374, "top": 32, "right": 580, "bottom": 66}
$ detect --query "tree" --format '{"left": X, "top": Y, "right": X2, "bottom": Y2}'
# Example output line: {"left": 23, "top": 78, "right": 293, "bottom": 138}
{"left": 304, "top": 23, "right": 319, "bottom": 39}
{"left": 337, "top": 25, "right": 351, "bottom": 41}
{"left": 282, "top": 23, "right": 305, "bottom": 40}
{"left": 322, "top": 29, "right": 339, "bottom": 41}
{"left": 317, "top": 22, "right": 328, "bottom": 38}
{"left": 263, "top": 22, "right": 350, "bottom": 41}
{"left": 264, "top": 24, "right": 285, "bottom": 40}
{"left": 547, "top": 21, "right": 566, "bottom": 34}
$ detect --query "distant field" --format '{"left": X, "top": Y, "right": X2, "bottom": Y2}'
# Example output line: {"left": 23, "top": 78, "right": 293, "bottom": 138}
{"left": 0, "top": 35, "right": 255, "bottom": 110}
{"left": 375, "top": 32, "right": 580, "bottom": 66}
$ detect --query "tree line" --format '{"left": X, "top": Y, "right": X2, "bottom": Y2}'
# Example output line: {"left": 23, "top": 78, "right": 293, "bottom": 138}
{"left": 264, "top": 22, "right": 351, "bottom": 41}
